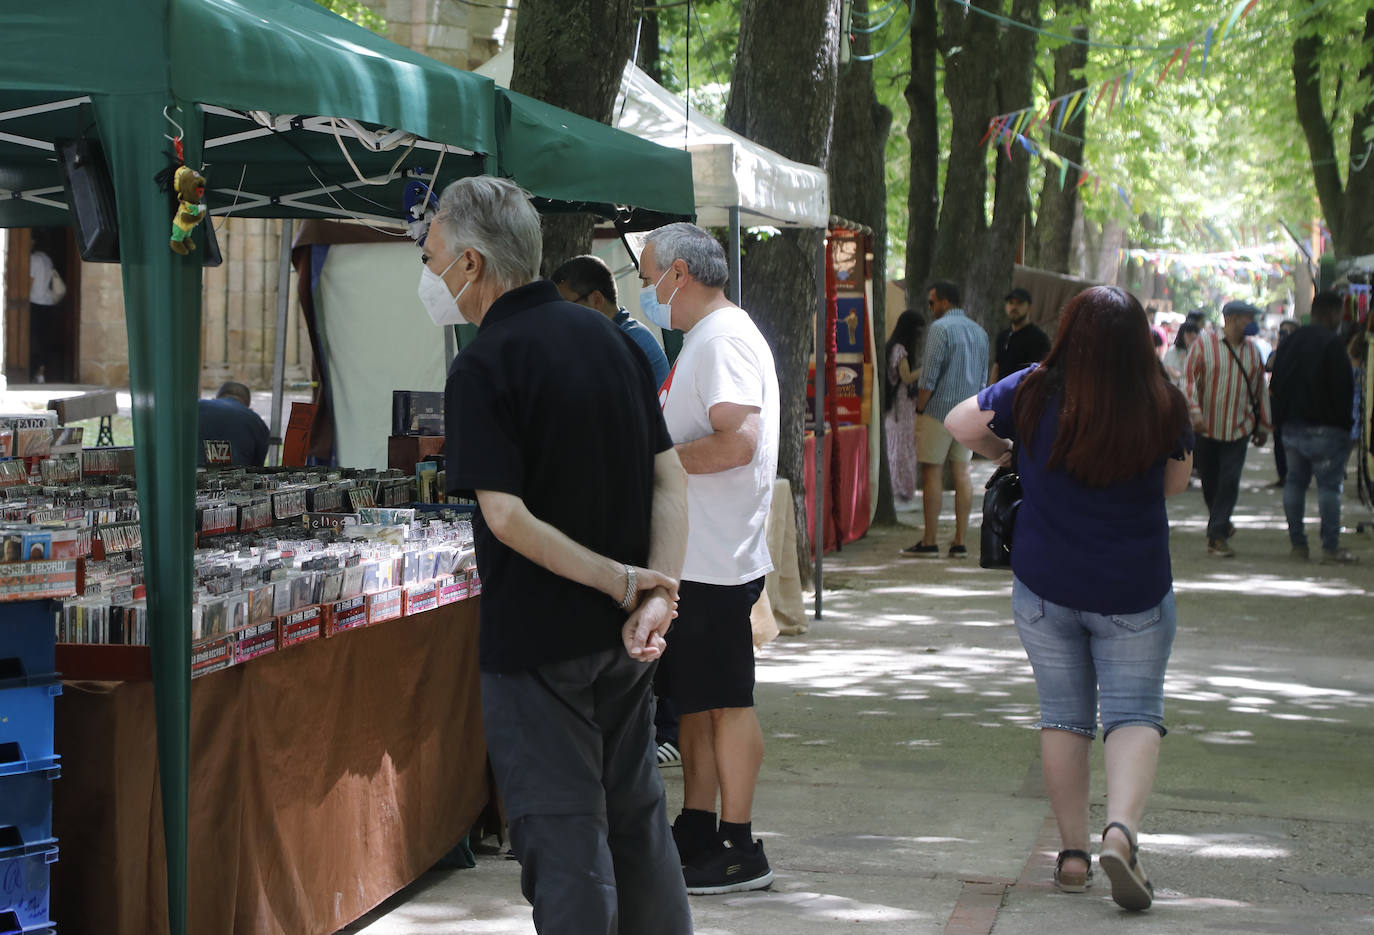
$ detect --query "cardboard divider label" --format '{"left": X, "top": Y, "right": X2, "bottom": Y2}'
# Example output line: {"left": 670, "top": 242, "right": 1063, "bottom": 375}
{"left": 403, "top": 582, "right": 439, "bottom": 616}
{"left": 232, "top": 619, "right": 279, "bottom": 664}
{"left": 326, "top": 595, "right": 368, "bottom": 637}
{"left": 367, "top": 587, "right": 403, "bottom": 625}
{"left": 191, "top": 634, "right": 233, "bottom": 679}
{"left": 436, "top": 571, "right": 469, "bottom": 607}
{"left": 281, "top": 605, "right": 324, "bottom": 648}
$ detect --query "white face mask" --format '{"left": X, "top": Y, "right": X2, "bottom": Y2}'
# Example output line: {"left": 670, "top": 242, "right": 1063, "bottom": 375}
{"left": 639, "top": 267, "right": 679, "bottom": 331}
{"left": 418, "top": 256, "right": 470, "bottom": 327}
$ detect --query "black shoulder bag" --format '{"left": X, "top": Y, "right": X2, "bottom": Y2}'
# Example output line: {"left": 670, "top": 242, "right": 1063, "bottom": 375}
{"left": 980, "top": 460, "right": 1021, "bottom": 570}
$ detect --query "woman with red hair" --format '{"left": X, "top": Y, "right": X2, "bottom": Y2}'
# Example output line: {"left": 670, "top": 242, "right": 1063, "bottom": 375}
{"left": 946, "top": 286, "right": 1194, "bottom": 911}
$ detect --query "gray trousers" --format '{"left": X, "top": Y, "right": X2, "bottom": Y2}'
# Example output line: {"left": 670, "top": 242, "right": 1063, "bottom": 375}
{"left": 482, "top": 648, "right": 692, "bottom": 935}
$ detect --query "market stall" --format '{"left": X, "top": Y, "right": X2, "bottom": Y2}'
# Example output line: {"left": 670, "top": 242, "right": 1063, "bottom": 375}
{"left": 0, "top": 3, "right": 693, "bottom": 931}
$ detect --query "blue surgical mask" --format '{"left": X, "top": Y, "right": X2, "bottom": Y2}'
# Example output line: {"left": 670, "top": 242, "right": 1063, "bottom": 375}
{"left": 639, "top": 267, "right": 679, "bottom": 331}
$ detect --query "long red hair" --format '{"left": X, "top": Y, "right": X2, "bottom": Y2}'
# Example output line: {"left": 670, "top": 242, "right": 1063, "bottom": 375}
{"left": 1014, "top": 286, "right": 1188, "bottom": 486}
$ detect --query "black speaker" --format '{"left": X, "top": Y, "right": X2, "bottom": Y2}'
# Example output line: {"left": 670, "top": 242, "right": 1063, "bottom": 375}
{"left": 201, "top": 209, "right": 223, "bottom": 267}
{"left": 58, "top": 138, "right": 120, "bottom": 263}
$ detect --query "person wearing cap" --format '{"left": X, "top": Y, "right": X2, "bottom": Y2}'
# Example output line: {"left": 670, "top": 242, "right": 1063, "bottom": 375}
{"left": 990, "top": 287, "right": 1051, "bottom": 383}
{"left": 1182, "top": 301, "right": 1273, "bottom": 557}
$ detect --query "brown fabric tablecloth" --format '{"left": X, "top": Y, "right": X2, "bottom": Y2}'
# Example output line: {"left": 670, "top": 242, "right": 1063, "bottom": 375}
{"left": 50, "top": 600, "right": 489, "bottom": 935}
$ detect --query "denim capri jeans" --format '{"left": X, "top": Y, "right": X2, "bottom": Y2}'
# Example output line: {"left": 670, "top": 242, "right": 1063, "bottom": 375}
{"left": 1012, "top": 575, "right": 1177, "bottom": 739}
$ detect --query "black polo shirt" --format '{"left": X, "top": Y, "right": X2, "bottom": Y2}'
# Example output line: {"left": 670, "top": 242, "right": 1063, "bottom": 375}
{"left": 995, "top": 323, "right": 1051, "bottom": 377}
{"left": 445, "top": 280, "right": 673, "bottom": 673}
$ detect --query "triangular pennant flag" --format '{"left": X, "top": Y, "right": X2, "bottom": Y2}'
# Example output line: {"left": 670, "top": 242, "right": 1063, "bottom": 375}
{"left": 978, "top": 118, "right": 997, "bottom": 148}
{"left": 1122, "top": 69, "right": 1136, "bottom": 102}
{"left": 1107, "top": 77, "right": 1122, "bottom": 115}
{"left": 1058, "top": 162, "right": 1069, "bottom": 189}
{"left": 1066, "top": 90, "right": 1085, "bottom": 122}
{"left": 1158, "top": 47, "right": 1182, "bottom": 84}
{"left": 1092, "top": 81, "right": 1111, "bottom": 116}
{"left": 1201, "top": 27, "right": 1215, "bottom": 75}
{"left": 1077, "top": 171, "right": 1093, "bottom": 190}
{"left": 1055, "top": 95, "right": 1070, "bottom": 130}
{"left": 1180, "top": 40, "right": 1194, "bottom": 75}
{"left": 1219, "top": 0, "right": 1250, "bottom": 42}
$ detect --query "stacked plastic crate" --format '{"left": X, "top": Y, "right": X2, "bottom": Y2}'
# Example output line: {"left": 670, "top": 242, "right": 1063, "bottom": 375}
{"left": 1, "top": 600, "right": 60, "bottom": 935}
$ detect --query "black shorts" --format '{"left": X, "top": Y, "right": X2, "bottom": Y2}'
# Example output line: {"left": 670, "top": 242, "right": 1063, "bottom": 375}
{"left": 657, "top": 577, "right": 765, "bottom": 715}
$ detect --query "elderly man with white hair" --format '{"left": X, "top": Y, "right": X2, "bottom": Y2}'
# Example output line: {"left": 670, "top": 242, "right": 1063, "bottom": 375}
{"left": 424, "top": 175, "right": 692, "bottom": 934}
{"left": 638, "top": 221, "right": 780, "bottom": 895}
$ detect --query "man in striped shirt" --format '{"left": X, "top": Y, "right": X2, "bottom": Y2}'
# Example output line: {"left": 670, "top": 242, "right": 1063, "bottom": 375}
{"left": 903, "top": 280, "right": 990, "bottom": 558}
{"left": 1184, "top": 301, "right": 1273, "bottom": 557}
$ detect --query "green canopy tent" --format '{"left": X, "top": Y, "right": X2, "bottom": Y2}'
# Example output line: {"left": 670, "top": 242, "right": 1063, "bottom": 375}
{"left": 0, "top": 2, "right": 692, "bottom": 931}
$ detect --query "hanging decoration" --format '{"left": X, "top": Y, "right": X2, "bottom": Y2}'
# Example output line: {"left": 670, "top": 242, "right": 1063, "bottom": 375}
{"left": 154, "top": 104, "right": 209, "bottom": 256}
{"left": 980, "top": 0, "right": 1267, "bottom": 144}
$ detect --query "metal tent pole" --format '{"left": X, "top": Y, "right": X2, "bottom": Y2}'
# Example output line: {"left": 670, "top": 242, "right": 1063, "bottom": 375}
{"left": 269, "top": 218, "right": 293, "bottom": 464}
{"left": 813, "top": 235, "right": 825, "bottom": 619}
{"left": 729, "top": 205, "right": 742, "bottom": 306}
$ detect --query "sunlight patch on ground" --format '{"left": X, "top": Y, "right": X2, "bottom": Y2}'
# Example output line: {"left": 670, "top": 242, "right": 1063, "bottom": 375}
{"left": 1173, "top": 573, "right": 1369, "bottom": 598}
{"left": 718, "top": 890, "right": 928, "bottom": 922}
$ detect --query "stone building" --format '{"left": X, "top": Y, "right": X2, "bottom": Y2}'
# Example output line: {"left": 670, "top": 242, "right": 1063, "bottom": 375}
{"left": 0, "top": 0, "right": 515, "bottom": 391}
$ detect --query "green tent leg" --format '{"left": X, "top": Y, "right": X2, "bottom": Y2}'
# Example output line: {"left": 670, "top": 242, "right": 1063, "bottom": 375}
{"left": 95, "top": 92, "right": 202, "bottom": 935}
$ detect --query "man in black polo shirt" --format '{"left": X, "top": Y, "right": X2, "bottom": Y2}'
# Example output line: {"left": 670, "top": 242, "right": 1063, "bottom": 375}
{"left": 1270, "top": 290, "right": 1358, "bottom": 565}
{"left": 989, "top": 287, "right": 1051, "bottom": 383}
{"left": 428, "top": 176, "right": 693, "bottom": 933}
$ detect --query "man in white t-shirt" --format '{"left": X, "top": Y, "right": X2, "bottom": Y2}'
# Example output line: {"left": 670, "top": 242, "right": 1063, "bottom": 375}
{"left": 638, "top": 222, "right": 779, "bottom": 896}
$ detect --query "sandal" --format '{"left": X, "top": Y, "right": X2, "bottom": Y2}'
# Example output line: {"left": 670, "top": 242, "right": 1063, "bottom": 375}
{"left": 1099, "top": 821, "right": 1154, "bottom": 910}
{"left": 1053, "top": 849, "right": 1093, "bottom": 893}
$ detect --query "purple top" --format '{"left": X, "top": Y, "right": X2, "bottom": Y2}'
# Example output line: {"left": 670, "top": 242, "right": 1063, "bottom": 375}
{"left": 978, "top": 367, "right": 1193, "bottom": 613}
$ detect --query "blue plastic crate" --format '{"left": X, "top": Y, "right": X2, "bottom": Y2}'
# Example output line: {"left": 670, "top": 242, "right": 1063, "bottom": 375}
{"left": 0, "top": 845, "right": 57, "bottom": 932}
{"left": 0, "top": 766, "right": 59, "bottom": 858}
{"left": 0, "top": 605, "right": 56, "bottom": 689}
{"left": 0, "top": 681, "right": 61, "bottom": 775}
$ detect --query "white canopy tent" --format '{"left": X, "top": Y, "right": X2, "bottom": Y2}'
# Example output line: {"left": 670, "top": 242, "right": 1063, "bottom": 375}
{"left": 479, "top": 50, "right": 847, "bottom": 619}
{"left": 476, "top": 48, "right": 830, "bottom": 295}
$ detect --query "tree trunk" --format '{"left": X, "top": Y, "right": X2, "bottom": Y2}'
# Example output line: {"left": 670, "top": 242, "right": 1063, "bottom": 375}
{"left": 509, "top": 0, "right": 640, "bottom": 275}
{"left": 933, "top": 0, "right": 1041, "bottom": 329}
{"left": 725, "top": 0, "right": 841, "bottom": 588}
{"left": 965, "top": 0, "right": 1041, "bottom": 331}
{"left": 638, "top": 8, "right": 662, "bottom": 84}
{"left": 1341, "top": 10, "right": 1374, "bottom": 255}
{"left": 905, "top": 0, "right": 940, "bottom": 301}
{"left": 1026, "top": 0, "right": 1087, "bottom": 273}
{"left": 832, "top": 0, "right": 896, "bottom": 524}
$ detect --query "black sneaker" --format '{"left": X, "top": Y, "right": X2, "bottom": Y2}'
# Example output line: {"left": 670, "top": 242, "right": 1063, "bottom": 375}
{"left": 948, "top": 544, "right": 968, "bottom": 559}
{"left": 671, "top": 814, "right": 716, "bottom": 867}
{"left": 683, "top": 838, "right": 773, "bottom": 895}
{"left": 901, "top": 542, "right": 941, "bottom": 557}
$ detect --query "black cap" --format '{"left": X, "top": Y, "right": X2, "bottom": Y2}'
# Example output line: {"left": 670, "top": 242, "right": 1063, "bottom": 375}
{"left": 1221, "top": 300, "right": 1259, "bottom": 318}
{"left": 1005, "top": 287, "right": 1032, "bottom": 303}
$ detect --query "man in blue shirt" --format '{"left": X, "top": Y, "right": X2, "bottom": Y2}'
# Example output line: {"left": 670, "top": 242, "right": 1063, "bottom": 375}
{"left": 903, "top": 280, "right": 990, "bottom": 559}
{"left": 553, "top": 255, "right": 671, "bottom": 387}
{"left": 197, "top": 381, "right": 270, "bottom": 466}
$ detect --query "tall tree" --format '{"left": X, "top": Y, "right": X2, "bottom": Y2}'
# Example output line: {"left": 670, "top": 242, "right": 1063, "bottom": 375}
{"left": 931, "top": 0, "right": 1041, "bottom": 327}
{"left": 725, "top": 0, "right": 842, "bottom": 585}
{"left": 1026, "top": 0, "right": 1088, "bottom": 273}
{"left": 904, "top": 0, "right": 940, "bottom": 301}
{"left": 833, "top": 0, "right": 897, "bottom": 523}
{"left": 509, "top": 0, "right": 641, "bottom": 274}
{"left": 1293, "top": 5, "right": 1374, "bottom": 257}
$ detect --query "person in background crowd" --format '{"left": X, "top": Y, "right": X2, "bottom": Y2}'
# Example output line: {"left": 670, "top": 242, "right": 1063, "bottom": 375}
{"left": 1162, "top": 322, "right": 1200, "bottom": 391}
{"left": 1183, "top": 301, "right": 1272, "bottom": 558}
{"left": 1245, "top": 319, "right": 1273, "bottom": 366}
{"left": 884, "top": 309, "right": 926, "bottom": 510}
{"left": 639, "top": 221, "right": 780, "bottom": 895}
{"left": 197, "top": 381, "right": 270, "bottom": 467}
{"left": 902, "top": 280, "right": 989, "bottom": 559}
{"left": 1267, "top": 319, "right": 1302, "bottom": 486}
{"left": 989, "top": 287, "right": 1051, "bottom": 384}
{"left": 945, "top": 285, "right": 1193, "bottom": 912}
{"left": 433, "top": 176, "right": 692, "bottom": 934}
{"left": 552, "top": 254, "right": 671, "bottom": 388}
{"left": 1270, "top": 291, "right": 1358, "bottom": 565}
